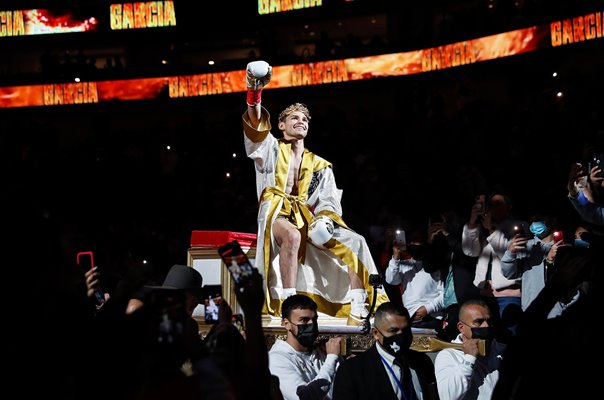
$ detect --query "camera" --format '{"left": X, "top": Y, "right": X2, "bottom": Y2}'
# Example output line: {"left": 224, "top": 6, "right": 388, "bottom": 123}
{"left": 368, "top": 274, "right": 383, "bottom": 287}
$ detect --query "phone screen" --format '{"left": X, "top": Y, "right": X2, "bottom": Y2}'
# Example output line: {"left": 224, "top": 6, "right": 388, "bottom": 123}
{"left": 147, "top": 288, "right": 187, "bottom": 343}
{"left": 511, "top": 222, "right": 528, "bottom": 238}
{"left": 203, "top": 285, "right": 223, "bottom": 323}
{"left": 475, "top": 195, "right": 486, "bottom": 211}
{"left": 231, "top": 314, "right": 245, "bottom": 332}
{"left": 394, "top": 229, "right": 406, "bottom": 245}
{"left": 218, "top": 240, "right": 255, "bottom": 286}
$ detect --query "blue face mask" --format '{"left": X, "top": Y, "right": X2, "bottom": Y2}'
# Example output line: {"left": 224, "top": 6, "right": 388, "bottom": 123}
{"left": 530, "top": 222, "right": 547, "bottom": 235}
{"left": 530, "top": 222, "right": 549, "bottom": 239}
{"left": 574, "top": 239, "right": 590, "bottom": 248}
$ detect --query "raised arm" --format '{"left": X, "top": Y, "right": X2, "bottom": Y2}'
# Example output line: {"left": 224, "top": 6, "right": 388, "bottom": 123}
{"left": 246, "top": 60, "right": 272, "bottom": 128}
{"left": 235, "top": 269, "right": 273, "bottom": 400}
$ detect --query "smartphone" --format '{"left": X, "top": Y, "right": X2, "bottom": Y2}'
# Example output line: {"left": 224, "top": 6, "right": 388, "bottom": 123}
{"left": 231, "top": 313, "right": 245, "bottom": 333}
{"left": 428, "top": 213, "right": 444, "bottom": 225}
{"left": 475, "top": 195, "right": 486, "bottom": 212}
{"left": 553, "top": 230, "right": 564, "bottom": 243}
{"left": 77, "top": 251, "right": 105, "bottom": 305}
{"left": 147, "top": 287, "right": 187, "bottom": 344}
{"left": 203, "top": 285, "right": 222, "bottom": 324}
{"left": 511, "top": 222, "right": 528, "bottom": 238}
{"left": 77, "top": 251, "right": 95, "bottom": 271}
{"left": 591, "top": 153, "right": 604, "bottom": 178}
{"left": 218, "top": 240, "right": 256, "bottom": 286}
{"left": 394, "top": 229, "right": 406, "bottom": 245}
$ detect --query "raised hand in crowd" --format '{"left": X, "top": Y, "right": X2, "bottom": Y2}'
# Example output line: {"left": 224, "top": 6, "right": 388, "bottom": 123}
{"left": 566, "top": 162, "right": 588, "bottom": 197}
{"left": 427, "top": 220, "right": 448, "bottom": 244}
{"left": 84, "top": 266, "right": 102, "bottom": 298}
{"left": 84, "top": 266, "right": 111, "bottom": 310}
{"left": 506, "top": 234, "right": 528, "bottom": 254}
{"left": 233, "top": 268, "right": 275, "bottom": 400}
{"left": 588, "top": 162, "right": 604, "bottom": 191}
{"left": 542, "top": 246, "right": 594, "bottom": 297}
{"left": 492, "top": 245, "right": 598, "bottom": 400}
{"left": 544, "top": 239, "right": 566, "bottom": 265}
{"left": 468, "top": 194, "right": 495, "bottom": 235}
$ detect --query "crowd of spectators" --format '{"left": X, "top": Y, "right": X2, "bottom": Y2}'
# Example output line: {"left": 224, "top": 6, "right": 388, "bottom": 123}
{"left": 3, "top": 38, "right": 601, "bottom": 282}
{"left": 4, "top": 33, "right": 602, "bottom": 399}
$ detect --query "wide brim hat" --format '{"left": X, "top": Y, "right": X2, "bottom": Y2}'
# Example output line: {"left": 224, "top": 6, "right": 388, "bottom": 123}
{"left": 161, "top": 264, "right": 204, "bottom": 302}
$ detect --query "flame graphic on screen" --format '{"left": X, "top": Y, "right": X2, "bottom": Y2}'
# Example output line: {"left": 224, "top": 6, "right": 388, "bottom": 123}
{"left": 344, "top": 27, "right": 543, "bottom": 79}
{"left": 98, "top": 78, "right": 170, "bottom": 101}
{"left": 0, "top": 16, "right": 586, "bottom": 109}
{"left": 473, "top": 27, "right": 542, "bottom": 59}
{"left": 24, "top": 9, "right": 98, "bottom": 35}
{"left": 0, "top": 86, "right": 44, "bottom": 108}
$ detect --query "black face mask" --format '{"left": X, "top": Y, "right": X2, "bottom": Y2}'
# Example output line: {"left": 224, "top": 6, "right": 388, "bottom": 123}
{"left": 292, "top": 321, "right": 319, "bottom": 348}
{"left": 536, "top": 231, "right": 551, "bottom": 240}
{"left": 446, "top": 221, "right": 462, "bottom": 235}
{"left": 378, "top": 329, "right": 413, "bottom": 357}
{"left": 579, "top": 232, "right": 594, "bottom": 244}
{"left": 470, "top": 326, "right": 493, "bottom": 340}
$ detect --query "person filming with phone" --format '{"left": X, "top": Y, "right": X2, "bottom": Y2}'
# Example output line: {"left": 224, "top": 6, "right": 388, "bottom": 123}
{"left": 500, "top": 215, "right": 579, "bottom": 318}
{"left": 385, "top": 228, "right": 445, "bottom": 330}
{"left": 463, "top": 191, "right": 525, "bottom": 339}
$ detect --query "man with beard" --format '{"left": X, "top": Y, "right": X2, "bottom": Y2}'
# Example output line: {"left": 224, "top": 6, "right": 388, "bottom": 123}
{"left": 332, "top": 302, "right": 438, "bottom": 400}
{"left": 269, "top": 294, "right": 344, "bottom": 400}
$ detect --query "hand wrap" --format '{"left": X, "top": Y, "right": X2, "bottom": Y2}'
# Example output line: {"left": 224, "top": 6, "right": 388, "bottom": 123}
{"left": 246, "top": 60, "right": 272, "bottom": 105}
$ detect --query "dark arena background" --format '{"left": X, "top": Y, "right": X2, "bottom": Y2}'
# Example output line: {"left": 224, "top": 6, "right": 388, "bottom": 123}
{"left": 3, "top": 0, "right": 603, "bottom": 339}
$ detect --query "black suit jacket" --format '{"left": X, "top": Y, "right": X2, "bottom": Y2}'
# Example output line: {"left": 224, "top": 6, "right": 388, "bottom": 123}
{"left": 332, "top": 344, "right": 439, "bottom": 400}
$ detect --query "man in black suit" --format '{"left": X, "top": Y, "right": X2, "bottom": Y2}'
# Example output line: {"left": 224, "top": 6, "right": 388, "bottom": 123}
{"left": 332, "top": 302, "right": 439, "bottom": 400}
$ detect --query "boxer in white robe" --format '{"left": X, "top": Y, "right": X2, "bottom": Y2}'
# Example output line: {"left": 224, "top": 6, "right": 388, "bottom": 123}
{"left": 242, "top": 61, "right": 387, "bottom": 324}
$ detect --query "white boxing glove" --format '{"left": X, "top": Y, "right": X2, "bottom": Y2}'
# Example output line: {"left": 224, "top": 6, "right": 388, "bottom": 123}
{"left": 308, "top": 215, "right": 334, "bottom": 245}
{"left": 246, "top": 60, "right": 272, "bottom": 105}
{"left": 248, "top": 60, "right": 270, "bottom": 79}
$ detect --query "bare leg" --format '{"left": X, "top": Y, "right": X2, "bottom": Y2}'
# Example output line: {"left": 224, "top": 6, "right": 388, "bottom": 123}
{"left": 272, "top": 218, "right": 301, "bottom": 289}
{"left": 348, "top": 267, "right": 363, "bottom": 289}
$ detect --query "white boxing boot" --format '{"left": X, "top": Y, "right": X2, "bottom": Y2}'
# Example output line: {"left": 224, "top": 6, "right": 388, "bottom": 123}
{"left": 280, "top": 287, "right": 297, "bottom": 300}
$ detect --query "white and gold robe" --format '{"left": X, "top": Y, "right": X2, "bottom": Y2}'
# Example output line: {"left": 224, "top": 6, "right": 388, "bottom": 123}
{"left": 242, "top": 107, "right": 387, "bottom": 317}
